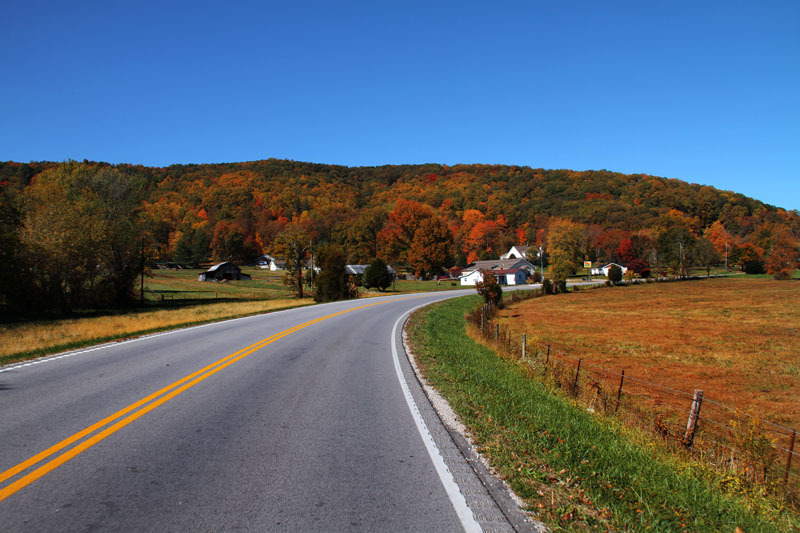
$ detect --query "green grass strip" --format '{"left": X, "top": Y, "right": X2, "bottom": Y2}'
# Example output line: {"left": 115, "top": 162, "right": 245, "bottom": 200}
{"left": 409, "top": 295, "right": 793, "bottom": 532}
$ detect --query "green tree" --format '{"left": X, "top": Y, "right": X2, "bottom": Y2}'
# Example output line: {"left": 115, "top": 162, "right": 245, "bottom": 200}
{"left": 21, "top": 162, "right": 145, "bottom": 312}
{"left": 314, "top": 245, "right": 353, "bottom": 302}
{"left": 547, "top": 219, "right": 585, "bottom": 283}
{"left": 607, "top": 264, "right": 623, "bottom": 284}
{"left": 363, "top": 258, "right": 393, "bottom": 291}
{"left": 0, "top": 185, "right": 31, "bottom": 312}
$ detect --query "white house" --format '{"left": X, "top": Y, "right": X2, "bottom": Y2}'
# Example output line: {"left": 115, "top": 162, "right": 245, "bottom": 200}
{"left": 591, "top": 263, "right": 628, "bottom": 276}
{"left": 460, "top": 268, "right": 527, "bottom": 286}
{"left": 257, "top": 254, "right": 274, "bottom": 269}
{"left": 268, "top": 259, "right": 286, "bottom": 271}
{"left": 500, "top": 245, "right": 530, "bottom": 260}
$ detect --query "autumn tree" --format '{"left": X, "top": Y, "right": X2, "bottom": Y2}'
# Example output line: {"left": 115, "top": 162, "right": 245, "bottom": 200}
{"left": 347, "top": 207, "right": 387, "bottom": 263}
{"left": 693, "top": 237, "right": 720, "bottom": 277}
{"left": 547, "top": 219, "right": 585, "bottom": 283}
{"left": 475, "top": 271, "right": 502, "bottom": 307}
{"left": 377, "top": 199, "right": 432, "bottom": 265}
{"left": 409, "top": 216, "right": 453, "bottom": 279}
{"left": 21, "top": 162, "right": 145, "bottom": 312}
{"left": 275, "top": 224, "right": 311, "bottom": 298}
{"left": 210, "top": 221, "right": 260, "bottom": 263}
{"left": 616, "top": 238, "right": 636, "bottom": 263}
{"left": 766, "top": 228, "right": 798, "bottom": 280}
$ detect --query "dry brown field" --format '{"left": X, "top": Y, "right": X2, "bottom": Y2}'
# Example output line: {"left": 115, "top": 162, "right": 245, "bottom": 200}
{"left": 0, "top": 299, "right": 311, "bottom": 363}
{"left": 497, "top": 278, "right": 800, "bottom": 427}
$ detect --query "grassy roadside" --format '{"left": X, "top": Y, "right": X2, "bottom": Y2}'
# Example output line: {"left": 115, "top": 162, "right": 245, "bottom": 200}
{"left": 408, "top": 295, "right": 796, "bottom": 531}
{"left": 0, "top": 299, "right": 312, "bottom": 366}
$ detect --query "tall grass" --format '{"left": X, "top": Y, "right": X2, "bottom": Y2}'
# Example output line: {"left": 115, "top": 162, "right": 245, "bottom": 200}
{"left": 408, "top": 296, "right": 796, "bottom": 531}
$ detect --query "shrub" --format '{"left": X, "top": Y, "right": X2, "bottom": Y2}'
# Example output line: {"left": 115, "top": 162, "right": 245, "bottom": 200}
{"left": 313, "top": 246, "right": 352, "bottom": 303}
{"left": 542, "top": 278, "right": 554, "bottom": 295}
{"left": 743, "top": 260, "right": 765, "bottom": 275}
{"left": 363, "top": 258, "right": 393, "bottom": 290}
{"left": 607, "top": 265, "right": 623, "bottom": 284}
{"left": 531, "top": 271, "right": 543, "bottom": 283}
{"left": 475, "top": 271, "right": 503, "bottom": 307}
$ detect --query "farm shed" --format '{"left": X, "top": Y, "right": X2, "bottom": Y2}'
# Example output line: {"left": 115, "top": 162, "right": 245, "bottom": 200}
{"left": 198, "top": 262, "right": 251, "bottom": 282}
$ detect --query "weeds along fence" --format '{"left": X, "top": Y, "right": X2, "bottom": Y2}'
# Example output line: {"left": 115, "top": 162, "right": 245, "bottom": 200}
{"left": 467, "top": 294, "right": 799, "bottom": 501}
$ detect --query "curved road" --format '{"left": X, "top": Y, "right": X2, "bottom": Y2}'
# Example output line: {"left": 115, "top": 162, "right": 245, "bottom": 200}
{"left": 0, "top": 290, "right": 529, "bottom": 531}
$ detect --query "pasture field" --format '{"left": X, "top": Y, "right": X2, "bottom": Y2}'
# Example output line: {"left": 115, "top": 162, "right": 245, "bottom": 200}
{"left": 496, "top": 278, "right": 800, "bottom": 427}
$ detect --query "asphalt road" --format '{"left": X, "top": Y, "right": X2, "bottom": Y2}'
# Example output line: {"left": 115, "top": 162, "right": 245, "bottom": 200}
{"left": 0, "top": 289, "right": 531, "bottom": 532}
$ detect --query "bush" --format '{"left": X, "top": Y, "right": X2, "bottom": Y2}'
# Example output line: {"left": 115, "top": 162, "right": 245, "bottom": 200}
{"left": 313, "top": 246, "right": 352, "bottom": 303}
{"left": 363, "top": 258, "right": 393, "bottom": 290}
{"left": 743, "top": 260, "right": 765, "bottom": 275}
{"left": 531, "top": 271, "right": 543, "bottom": 283}
{"left": 607, "top": 265, "right": 623, "bottom": 284}
{"left": 542, "top": 278, "right": 554, "bottom": 295}
{"left": 475, "top": 271, "right": 503, "bottom": 307}
{"left": 627, "top": 258, "right": 650, "bottom": 278}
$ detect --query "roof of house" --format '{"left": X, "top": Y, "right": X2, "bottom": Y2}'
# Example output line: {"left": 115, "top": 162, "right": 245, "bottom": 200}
{"left": 346, "top": 264, "right": 396, "bottom": 275}
{"left": 469, "top": 258, "right": 535, "bottom": 271}
{"left": 493, "top": 268, "right": 521, "bottom": 275}
{"left": 206, "top": 261, "right": 238, "bottom": 272}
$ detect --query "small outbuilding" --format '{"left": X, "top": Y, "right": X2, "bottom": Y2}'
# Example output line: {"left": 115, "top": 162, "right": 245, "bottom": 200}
{"left": 198, "top": 262, "right": 251, "bottom": 282}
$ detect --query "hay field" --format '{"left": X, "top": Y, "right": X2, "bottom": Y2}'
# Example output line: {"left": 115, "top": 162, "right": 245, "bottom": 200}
{"left": 497, "top": 278, "right": 800, "bottom": 426}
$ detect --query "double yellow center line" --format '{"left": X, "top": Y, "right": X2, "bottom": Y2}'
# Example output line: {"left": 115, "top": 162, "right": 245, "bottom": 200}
{"left": 0, "top": 298, "right": 410, "bottom": 502}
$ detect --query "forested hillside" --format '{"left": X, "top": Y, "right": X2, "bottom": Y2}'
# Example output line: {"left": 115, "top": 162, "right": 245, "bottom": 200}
{"left": 1, "top": 159, "right": 798, "bottom": 313}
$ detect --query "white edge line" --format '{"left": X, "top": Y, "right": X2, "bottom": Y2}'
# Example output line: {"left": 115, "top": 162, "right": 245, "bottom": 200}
{"left": 390, "top": 303, "right": 482, "bottom": 533}
{"left": 0, "top": 292, "right": 462, "bottom": 375}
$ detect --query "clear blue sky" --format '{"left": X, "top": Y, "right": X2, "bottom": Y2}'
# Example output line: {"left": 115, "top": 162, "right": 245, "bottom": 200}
{"left": 2, "top": 1, "right": 798, "bottom": 210}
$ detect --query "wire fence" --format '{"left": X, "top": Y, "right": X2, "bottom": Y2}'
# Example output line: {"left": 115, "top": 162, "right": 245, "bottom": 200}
{"left": 467, "top": 294, "right": 799, "bottom": 502}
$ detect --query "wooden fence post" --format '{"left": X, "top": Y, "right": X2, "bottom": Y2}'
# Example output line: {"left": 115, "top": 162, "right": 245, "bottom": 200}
{"left": 683, "top": 389, "right": 704, "bottom": 449}
{"left": 545, "top": 345, "right": 550, "bottom": 366}
{"left": 615, "top": 370, "right": 625, "bottom": 412}
{"left": 574, "top": 359, "right": 582, "bottom": 391}
{"left": 784, "top": 430, "right": 797, "bottom": 489}
{"left": 522, "top": 334, "right": 527, "bottom": 359}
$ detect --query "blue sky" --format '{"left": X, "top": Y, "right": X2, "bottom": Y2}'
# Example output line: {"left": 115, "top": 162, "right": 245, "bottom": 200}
{"left": 2, "top": 1, "right": 798, "bottom": 210}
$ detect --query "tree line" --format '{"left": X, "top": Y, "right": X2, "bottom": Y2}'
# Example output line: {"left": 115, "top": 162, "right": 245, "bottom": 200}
{"left": 1, "top": 159, "right": 797, "bottom": 314}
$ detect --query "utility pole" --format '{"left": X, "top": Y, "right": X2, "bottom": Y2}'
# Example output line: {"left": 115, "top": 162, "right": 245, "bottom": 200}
{"left": 309, "top": 239, "right": 314, "bottom": 291}
{"left": 539, "top": 245, "right": 544, "bottom": 276}
{"left": 140, "top": 238, "right": 145, "bottom": 305}
{"left": 724, "top": 241, "right": 728, "bottom": 271}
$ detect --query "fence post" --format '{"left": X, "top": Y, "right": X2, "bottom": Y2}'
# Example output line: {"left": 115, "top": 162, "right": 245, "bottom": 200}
{"left": 495, "top": 323, "right": 499, "bottom": 340}
{"left": 573, "top": 359, "right": 582, "bottom": 392}
{"left": 545, "top": 345, "right": 550, "bottom": 366}
{"left": 683, "top": 389, "right": 704, "bottom": 449}
{"left": 522, "top": 334, "right": 527, "bottom": 359}
{"left": 615, "top": 370, "right": 625, "bottom": 412}
{"left": 784, "top": 430, "right": 797, "bottom": 489}
{"left": 481, "top": 305, "right": 486, "bottom": 334}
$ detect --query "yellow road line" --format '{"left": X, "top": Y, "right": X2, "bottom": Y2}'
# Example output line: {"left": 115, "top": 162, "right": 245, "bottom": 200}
{"left": 0, "top": 297, "right": 413, "bottom": 502}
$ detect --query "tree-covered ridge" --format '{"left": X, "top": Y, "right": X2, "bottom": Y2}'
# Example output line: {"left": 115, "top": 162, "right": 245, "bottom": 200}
{"left": 1, "top": 159, "right": 797, "bottom": 312}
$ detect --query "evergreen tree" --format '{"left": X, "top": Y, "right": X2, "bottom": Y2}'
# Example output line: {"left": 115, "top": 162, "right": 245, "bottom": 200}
{"left": 363, "top": 258, "right": 393, "bottom": 290}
